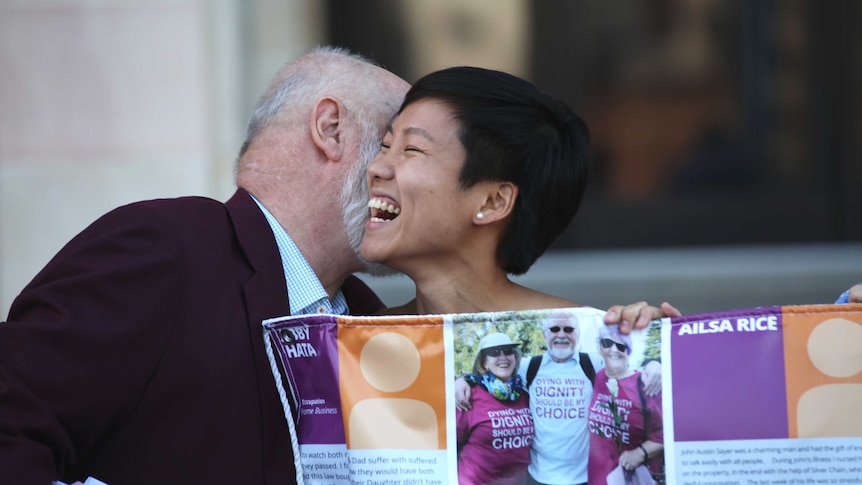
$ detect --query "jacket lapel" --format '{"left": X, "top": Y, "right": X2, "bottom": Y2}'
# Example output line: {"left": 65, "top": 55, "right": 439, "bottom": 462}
{"left": 224, "top": 189, "right": 387, "bottom": 484}
{"left": 225, "top": 189, "right": 297, "bottom": 484}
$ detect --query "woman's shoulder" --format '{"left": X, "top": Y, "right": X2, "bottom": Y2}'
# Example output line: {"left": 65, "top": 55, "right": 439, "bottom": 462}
{"left": 623, "top": 370, "right": 652, "bottom": 392}
{"left": 625, "top": 369, "right": 643, "bottom": 382}
{"left": 517, "top": 286, "right": 583, "bottom": 309}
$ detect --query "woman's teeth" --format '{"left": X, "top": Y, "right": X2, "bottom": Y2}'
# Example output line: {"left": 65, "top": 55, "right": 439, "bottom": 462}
{"left": 368, "top": 198, "right": 400, "bottom": 221}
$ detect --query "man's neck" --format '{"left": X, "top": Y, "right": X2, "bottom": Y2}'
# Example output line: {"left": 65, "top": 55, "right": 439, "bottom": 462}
{"left": 274, "top": 204, "right": 361, "bottom": 297}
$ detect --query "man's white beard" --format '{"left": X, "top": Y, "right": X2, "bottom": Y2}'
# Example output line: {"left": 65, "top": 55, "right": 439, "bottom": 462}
{"left": 340, "top": 126, "right": 398, "bottom": 277}
{"left": 548, "top": 346, "right": 575, "bottom": 362}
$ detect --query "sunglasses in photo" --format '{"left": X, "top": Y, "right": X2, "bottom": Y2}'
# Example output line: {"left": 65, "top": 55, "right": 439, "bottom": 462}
{"left": 548, "top": 326, "right": 575, "bottom": 334}
{"left": 486, "top": 347, "right": 517, "bottom": 357}
{"left": 600, "top": 338, "right": 628, "bottom": 352}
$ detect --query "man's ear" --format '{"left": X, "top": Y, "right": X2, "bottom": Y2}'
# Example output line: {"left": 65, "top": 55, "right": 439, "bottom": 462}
{"left": 310, "top": 96, "right": 345, "bottom": 161}
{"left": 475, "top": 182, "right": 518, "bottom": 224}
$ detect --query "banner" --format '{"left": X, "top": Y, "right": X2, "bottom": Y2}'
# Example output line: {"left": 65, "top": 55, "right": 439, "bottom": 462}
{"left": 262, "top": 304, "right": 862, "bottom": 485}
{"left": 663, "top": 304, "right": 862, "bottom": 484}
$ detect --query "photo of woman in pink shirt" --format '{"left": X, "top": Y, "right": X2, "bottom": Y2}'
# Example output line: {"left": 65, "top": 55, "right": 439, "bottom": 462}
{"left": 456, "top": 333, "right": 533, "bottom": 485}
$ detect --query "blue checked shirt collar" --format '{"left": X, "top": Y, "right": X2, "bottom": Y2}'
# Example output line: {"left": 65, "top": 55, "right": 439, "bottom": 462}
{"left": 251, "top": 196, "right": 348, "bottom": 316}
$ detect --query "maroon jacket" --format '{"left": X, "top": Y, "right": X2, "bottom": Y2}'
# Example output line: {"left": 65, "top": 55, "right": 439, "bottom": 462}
{"left": 0, "top": 189, "right": 383, "bottom": 485}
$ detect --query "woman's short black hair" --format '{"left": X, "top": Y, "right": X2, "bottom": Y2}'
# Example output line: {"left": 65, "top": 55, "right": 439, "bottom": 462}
{"left": 401, "top": 66, "right": 590, "bottom": 275}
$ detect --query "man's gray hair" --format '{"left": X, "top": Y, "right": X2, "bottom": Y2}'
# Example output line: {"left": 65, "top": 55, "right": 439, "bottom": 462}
{"left": 239, "top": 45, "right": 398, "bottom": 157}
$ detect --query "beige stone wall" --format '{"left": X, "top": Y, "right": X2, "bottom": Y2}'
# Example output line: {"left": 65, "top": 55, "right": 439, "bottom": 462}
{"left": 0, "top": 0, "right": 323, "bottom": 316}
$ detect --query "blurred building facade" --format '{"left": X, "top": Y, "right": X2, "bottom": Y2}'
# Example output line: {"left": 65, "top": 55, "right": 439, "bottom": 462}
{"left": 2, "top": 0, "right": 860, "bottom": 317}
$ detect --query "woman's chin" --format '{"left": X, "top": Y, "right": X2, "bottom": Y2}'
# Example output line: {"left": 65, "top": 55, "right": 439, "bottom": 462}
{"left": 605, "top": 355, "right": 629, "bottom": 368}
{"left": 359, "top": 243, "right": 385, "bottom": 264}
{"left": 493, "top": 372, "right": 514, "bottom": 381}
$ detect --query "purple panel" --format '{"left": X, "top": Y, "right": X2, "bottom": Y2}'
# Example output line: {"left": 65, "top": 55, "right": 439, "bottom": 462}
{"left": 669, "top": 307, "right": 789, "bottom": 441}
{"left": 274, "top": 315, "right": 345, "bottom": 444}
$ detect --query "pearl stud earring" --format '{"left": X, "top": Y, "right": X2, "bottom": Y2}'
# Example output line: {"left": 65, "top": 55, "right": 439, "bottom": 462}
{"left": 476, "top": 213, "right": 485, "bottom": 220}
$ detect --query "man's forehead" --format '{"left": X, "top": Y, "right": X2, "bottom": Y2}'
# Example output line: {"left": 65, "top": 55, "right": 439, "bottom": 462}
{"left": 543, "top": 314, "right": 578, "bottom": 326}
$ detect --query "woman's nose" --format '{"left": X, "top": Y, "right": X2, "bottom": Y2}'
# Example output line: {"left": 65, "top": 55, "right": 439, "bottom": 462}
{"left": 367, "top": 151, "right": 394, "bottom": 180}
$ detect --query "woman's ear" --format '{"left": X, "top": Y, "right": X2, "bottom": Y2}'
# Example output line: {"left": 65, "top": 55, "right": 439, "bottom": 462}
{"left": 474, "top": 182, "right": 518, "bottom": 224}
{"left": 310, "top": 96, "right": 345, "bottom": 161}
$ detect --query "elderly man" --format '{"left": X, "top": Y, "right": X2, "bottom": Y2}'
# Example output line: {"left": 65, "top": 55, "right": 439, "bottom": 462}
{"left": 0, "top": 46, "right": 409, "bottom": 485}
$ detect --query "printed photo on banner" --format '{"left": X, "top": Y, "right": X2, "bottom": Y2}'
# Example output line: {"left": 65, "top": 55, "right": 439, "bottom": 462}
{"left": 262, "top": 307, "right": 666, "bottom": 485}
{"left": 452, "top": 308, "right": 665, "bottom": 485}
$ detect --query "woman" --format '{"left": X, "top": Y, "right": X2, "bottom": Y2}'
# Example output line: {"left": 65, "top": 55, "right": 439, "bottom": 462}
{"left": 361, "top": 66, "right": 589, "bottom": 315}
{"left": 456, "top": 333, "right": 532, "bottom": 485}
{"left": 587, "top": 325, "right": 663, "bottom": 485}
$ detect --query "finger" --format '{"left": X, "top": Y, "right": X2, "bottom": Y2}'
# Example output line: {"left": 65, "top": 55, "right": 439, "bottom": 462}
{"left": 635, "top": 302, "right": 680, "bottom": 329}
{"left": 661, "top": 301, "right": 682, "bottom": 317}
{"left": 604, "top": 305, "right": 624, "bottom": 324}
{"left": 618, "top": 316, "right": 633, "bottom": 335}
{"left": 606, "top": 305, "right": 637, "bottom": 334}
{"left": 633, "top": 304, "right": 658, "bottom": 330}
{"left": 634, "top": 312, "right": 651, "bottom": 330}
{"left": 620, "top": 302, "right": 648, "bottom": 332}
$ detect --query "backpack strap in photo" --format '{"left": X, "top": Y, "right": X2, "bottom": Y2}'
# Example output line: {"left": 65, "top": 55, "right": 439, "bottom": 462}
{"left": 526, "top": 355, "right": 543, "bottom": 389}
